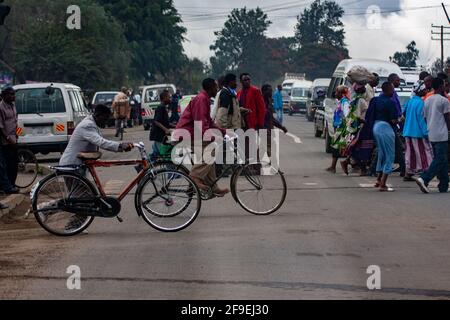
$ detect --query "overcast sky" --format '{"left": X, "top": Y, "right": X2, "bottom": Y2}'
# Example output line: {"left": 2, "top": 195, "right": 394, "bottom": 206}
{"left": 173, "top": 0, "right": 450, "bottom": 68}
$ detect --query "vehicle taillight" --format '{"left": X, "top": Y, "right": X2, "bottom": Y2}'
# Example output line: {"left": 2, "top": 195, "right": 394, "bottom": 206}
{"left": 67, "top": 121, "right": 75, "bottom": 135}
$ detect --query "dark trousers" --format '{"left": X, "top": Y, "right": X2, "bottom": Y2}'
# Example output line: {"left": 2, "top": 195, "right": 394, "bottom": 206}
{"left": 395, "top": 133, "right": 406, "bottom": 174}
{"left": 421, "top": 141, "right": 449, "bottom": 193}
{"left": 1, "top": 145, "right": 18, "bottom": 190}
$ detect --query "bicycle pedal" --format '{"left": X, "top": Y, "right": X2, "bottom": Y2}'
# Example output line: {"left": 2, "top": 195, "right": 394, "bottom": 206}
{"left": 116, "top": 216, "right": 124, "bottom": 223}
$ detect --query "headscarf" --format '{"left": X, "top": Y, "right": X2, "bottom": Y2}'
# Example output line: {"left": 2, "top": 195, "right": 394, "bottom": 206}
{"left": 336, "top": 85, "right": 350, "bottom": 100}
{"left": 413, "top": 80, "right": 427, "bottom": 94}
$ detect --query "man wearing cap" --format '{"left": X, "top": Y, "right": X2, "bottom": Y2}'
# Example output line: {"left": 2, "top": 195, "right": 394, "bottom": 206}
{"left": 0, "top": 87, "right": 20, "bottom": 195}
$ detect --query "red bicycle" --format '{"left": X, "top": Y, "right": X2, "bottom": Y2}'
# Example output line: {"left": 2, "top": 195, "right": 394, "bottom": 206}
{"left": 30, "top": 143, "right": 201, "bottom": 236}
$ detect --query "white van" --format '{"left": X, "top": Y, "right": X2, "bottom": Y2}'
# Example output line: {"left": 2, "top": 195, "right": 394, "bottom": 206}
{"left": 141, "top": 84, "right": 176, "bottom": 130}
{"left": 288, "top": 79, "right": 313, "bottom": 116}
{"left": 15, "top": 83, "right": 90, "bottom": 155}
{"left": 324, "top": 59, "right": 406, "bottom": 153}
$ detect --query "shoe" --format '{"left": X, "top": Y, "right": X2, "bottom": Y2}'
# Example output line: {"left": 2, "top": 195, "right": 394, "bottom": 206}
{"left": 325, "top": 167, "right": 336, "bottom": 174}
{"left": 0, "top": 202, "right": 8, "bottom": 210}
{"left": 340, "top": 161, "right": 349, "bottom": 175}
{"left": 414, "top": 177, "right": 430, "bottom": 194}
{"left": 5, "top": 187, "right": 20, "bottom": 194}
{"left": 379, "top": 187, "right": 395, "bottom": 192}
{"left": 213, "top": 187, "right": 230, "bottom": 197}
{"left": 403, "top": 176, "right": 415, "bottom": 182}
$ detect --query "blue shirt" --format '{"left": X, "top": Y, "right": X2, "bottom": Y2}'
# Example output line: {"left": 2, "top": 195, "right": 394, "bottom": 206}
{"left": 273, "top": 90, "right": 283, "bottom": 110}
{"left": 374, "top": 95, "right": 398, "bottom": 126}
{"left": 402, "top": 96, "right": 428, "bottom": 139}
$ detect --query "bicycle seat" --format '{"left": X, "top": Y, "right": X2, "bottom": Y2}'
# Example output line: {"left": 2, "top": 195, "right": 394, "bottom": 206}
{"left": 77, "top": 152, "right": 102, "bottom": 161}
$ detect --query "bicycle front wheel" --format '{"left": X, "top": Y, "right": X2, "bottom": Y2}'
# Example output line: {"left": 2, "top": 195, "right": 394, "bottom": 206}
{"left": 135, "top": 169, "right": 201, "bottom": 232}
{"left": 32, "top": 172, "right": 97, "bottom": 236}
{"left": 231, "top": 164, "right": 287, "bottom": 215}
{"left": 16, "top": 149, "right": 39, "bottom": 189}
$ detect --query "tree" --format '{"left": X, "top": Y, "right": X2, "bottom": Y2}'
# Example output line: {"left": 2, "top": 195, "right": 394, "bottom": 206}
{"left": 391, "top": 41, "right": 420, "bottom": 68}
{"left": 210, "top": 7, "right": 272, "bottom": 85}
{"left": 291, "top": 0, "right": 348, "bottom": 80}
{"left": 97, "top": 0, "right": 186, "bottom": 83}
{"left": 430, "top": 57, "right": 450, "bottom": 75}
{"left": 292, "top": 43, "right": 349, "bottom": 80}
{"left": 294, "top": 0, "right": 345, "bottom": 49}
{"left": 0, "top": 0, "right": 130, "bottom": 90}
{"left": 163, "top": 58, "right": 207, "bottom": 94}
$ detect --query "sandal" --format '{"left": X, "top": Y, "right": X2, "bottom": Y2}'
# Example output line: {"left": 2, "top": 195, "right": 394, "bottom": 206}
{"left": 325, "top": 167, "right": 336, "bottom": 174}
{"left": 340, "top": 161, "right": 349, "bottom": 175}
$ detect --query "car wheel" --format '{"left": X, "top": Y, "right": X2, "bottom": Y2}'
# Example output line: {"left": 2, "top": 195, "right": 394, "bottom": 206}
{"left": 314, "top": 124, "right": 323, "bottom": 138}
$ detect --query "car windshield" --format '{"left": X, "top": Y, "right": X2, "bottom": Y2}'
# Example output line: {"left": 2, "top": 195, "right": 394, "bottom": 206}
{"left": 145, "top": 87, "right": 175, "bottom": 103}
{"left": 16, "top": 88, "right": 66, "bottom": 114}
{"left": 93, "top": 93, "right": 116, "bottom": 105}
{"left": 292, "top": 88, "right": 309, "bottom": 98}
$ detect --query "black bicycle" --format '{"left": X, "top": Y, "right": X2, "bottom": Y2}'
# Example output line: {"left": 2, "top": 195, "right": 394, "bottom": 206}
{"left": 16, "top": 147, "right": 39, "bottom": 189}
{"left": 153, "top": 136, "right": 287, "bottom": 216}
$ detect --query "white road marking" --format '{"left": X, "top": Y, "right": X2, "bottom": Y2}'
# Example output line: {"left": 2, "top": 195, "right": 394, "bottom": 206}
{"left": 286, "top": 132, "right": 303, "bottom": 144}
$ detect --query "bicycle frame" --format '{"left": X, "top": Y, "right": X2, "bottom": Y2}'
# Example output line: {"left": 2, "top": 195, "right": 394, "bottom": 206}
{"left": 85, "top": 159, "right": 150, "bottom": 202}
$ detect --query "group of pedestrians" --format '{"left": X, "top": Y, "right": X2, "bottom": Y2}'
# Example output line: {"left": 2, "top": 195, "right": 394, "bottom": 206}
{"left": 326, "top": 70, "right": 450, "bottom": 194}
{"left": 170, "top": 74, "right": 288, "bottom": 197}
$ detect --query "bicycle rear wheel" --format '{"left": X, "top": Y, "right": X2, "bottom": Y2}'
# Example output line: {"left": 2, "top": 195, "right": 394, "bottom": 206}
{"left": 135, "top": 169, "right": 201, "bottom": 232}
{"left": 231, "top": 164, "right": 287, "bottom": 215}
{"left": 32, "top": 172, "right": 97, "bottom": 236}
{"left": 16, "top": 148, "right": 39, "bottom": 189}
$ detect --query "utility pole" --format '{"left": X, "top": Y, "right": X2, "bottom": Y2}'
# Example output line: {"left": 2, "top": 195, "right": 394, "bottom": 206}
{"left": 432, "top": 24, "right": 450, "bottom": 71}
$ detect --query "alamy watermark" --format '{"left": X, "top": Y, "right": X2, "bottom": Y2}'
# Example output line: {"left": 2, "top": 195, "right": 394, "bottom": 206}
{"left": 66, "top": 265, "right": 81, "bottom": 290}
{"left": 67, "top": 5, "right": 81, "bottom": 30}
{"left": 171, "top": 124, "right": 281, "bottom": 171}
{"left": 366, "top": 5, "right": 381, "bottom": 30}
{"left": 367, "top": 265, "right": 381, "bottom": 290}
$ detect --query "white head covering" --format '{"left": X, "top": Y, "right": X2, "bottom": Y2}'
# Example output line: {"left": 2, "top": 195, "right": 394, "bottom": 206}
{"left": 413, "top": 80, "right": 427, "bottom": 94}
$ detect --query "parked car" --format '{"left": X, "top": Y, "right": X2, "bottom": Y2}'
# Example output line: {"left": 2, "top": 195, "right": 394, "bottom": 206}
{"left": 307, "top": 78, "right": 331, "bottom": 123}
{"left": 91, "top": 91, "right": 119, "bottom": 127}
{"left": 324, "top": 58, "right": 406, "bottom": 153}
{"left": 288, "top": 79, "right": 313, "bottom": 116}
{"left": 15, "top": 83, "right": 90, "bottom": 155}
{"left": 141, "top": 84, "right": 176, "bottom": 130}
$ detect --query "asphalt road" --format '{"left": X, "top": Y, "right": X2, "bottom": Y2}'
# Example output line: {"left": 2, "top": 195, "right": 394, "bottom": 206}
{"left": 2, "top": 115, "right": 450, "bottom": 300}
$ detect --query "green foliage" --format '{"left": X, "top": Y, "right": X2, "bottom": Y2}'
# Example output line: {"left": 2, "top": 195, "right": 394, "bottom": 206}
{"left": 1, "top": 0, "right": 130, "bottom": 90}
{"left": 210, "top": 7, "right": 272, "bottom": 85}
{"left": 97, "top": 0, "right": 186, "bottom": 82}
{"left": 291, "top": 43, "right": 349, "bottom": 80}
{"left": 295, "top": 0, "right": 345, "bottom": 49}
{"left": 391, "top": 41, "right": 419, "bottom": 68}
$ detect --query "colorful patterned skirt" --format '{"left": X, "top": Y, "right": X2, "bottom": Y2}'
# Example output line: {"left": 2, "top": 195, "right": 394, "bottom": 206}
{"left": 405, "top": 137, "right": 433, "bottom": 175}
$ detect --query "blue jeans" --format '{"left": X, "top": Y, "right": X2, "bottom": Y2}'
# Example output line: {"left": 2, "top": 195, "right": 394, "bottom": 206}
{"left": 421, "top": 141, "right": 449, "bottom": 192}
{"left": 276, "top": 109, "right": 283, "bottom": 125}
